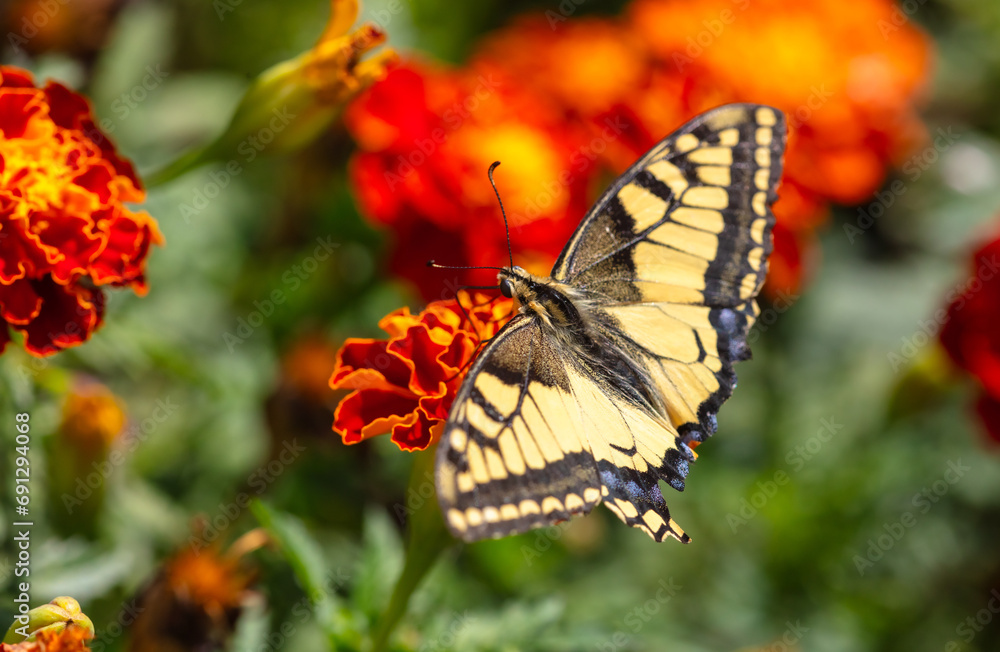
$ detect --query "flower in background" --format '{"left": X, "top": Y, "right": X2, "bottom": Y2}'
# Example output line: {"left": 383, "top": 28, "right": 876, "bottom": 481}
{"left": 939, "top": 228, "right": 1000, "bottom": 444}
{"left": 266, "top": 333, "right": 344, "bottom": 450}
{"left": 331, "top": 293, "right": 512, "bottom": 451}
{"left": 149, "top": 0, "right": 398, "bottom": 186}
{"left": 47, "top": 378, "right": 126, "bottom": 536}
{"left": 128, "top": 534, "right": 261, "bottom": 652}
{"left": 59, "top": 379, "right": 127, "bottom": 454}
{"left": 347, "top": 0, "right": 932, "bottom": 298}
{"left": 627, "top": 0, "right": 931, "bottom": 293}
{"left": 345, "top": 62, "right": 598, "bottom": 299}
{"left": 0, "top": 66, "right": 162, "bottom": 356}
{"left": 3, "top": 0, "right": 125, "bottom": 66}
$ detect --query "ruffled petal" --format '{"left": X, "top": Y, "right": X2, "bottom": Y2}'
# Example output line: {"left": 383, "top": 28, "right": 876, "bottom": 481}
{"left": 16, "top": 279, "right": 105, "bottom": 356}
{"left": 333, "top": 388, "right": 420, "bottom": 443}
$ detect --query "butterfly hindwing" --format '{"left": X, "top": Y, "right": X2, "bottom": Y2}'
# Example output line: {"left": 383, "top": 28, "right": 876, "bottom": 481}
{"left": 436, "top": 312, "right": 693, "bottom": 543}
{"left": 553, "top": 103, "right": 785, "bottom": 446}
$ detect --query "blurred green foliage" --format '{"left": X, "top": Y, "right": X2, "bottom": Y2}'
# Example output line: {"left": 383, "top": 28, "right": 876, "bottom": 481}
{"left": 3, "top": 1, "right": 1000, "bottom": 651}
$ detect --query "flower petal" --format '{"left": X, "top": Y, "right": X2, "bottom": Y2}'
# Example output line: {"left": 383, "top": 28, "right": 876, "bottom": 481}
{"left": 333, "top": 388, "right": 420, "bottom": 444}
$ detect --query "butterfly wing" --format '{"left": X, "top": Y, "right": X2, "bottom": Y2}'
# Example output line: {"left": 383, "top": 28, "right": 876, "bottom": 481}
{"left": 435, "top": 313, "right": 601, "bottom": 542}
{"left": 552, "top": 103, "right": 786, "bottom": 447}
{"left": 436, "top": 312, "right": 693, "bottom": 543}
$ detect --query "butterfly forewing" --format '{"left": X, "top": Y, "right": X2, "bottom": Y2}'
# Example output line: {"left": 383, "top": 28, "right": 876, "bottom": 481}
{"left": 436, "top": 103, "right": 786, "bottom": 543}
{"left": 555, "top": 103, "right": 786, "bottom": 446}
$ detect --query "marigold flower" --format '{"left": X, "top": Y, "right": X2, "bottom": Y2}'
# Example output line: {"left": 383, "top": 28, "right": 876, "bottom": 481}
{"left": 345, "top": 62, "right": 597, "bottom": 298}
{"left": 0, "top": 626, "right": 92, "bottom": 652}
{"left": 939, "top": 228, "right": 1000, "bottom": 444}
{"left": 0, "top": 66, "right": 162, "bottom": 356}
{"left": 128, "top": 537, "right": 258, "bottom": 652}
{"left": 331, "top": 294, "right": 513, "bottom": 451}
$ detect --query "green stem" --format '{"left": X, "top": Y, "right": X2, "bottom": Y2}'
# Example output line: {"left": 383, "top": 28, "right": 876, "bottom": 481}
{"left": 370, "top": 446, "right": 454, "bottom": 652}
{"left": 145, "top": 145, "right": 211, "bottom": 188}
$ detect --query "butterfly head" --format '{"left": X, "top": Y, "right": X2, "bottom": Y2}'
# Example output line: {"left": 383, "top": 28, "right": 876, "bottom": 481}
{"left": 498, "top": 266, "right": 580, "bottom": 330}
{"left": 498, "top": 265, "right": 530, "bottom": 300}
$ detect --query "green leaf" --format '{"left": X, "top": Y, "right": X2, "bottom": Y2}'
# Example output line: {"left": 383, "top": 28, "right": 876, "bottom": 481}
{"left": 251, "top": 500, "right": 358, "bottom": 649}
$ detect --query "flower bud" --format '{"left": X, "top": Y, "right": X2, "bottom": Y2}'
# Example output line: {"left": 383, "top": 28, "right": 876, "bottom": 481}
{"left": 3, "top": 596, "right": 94, "bottom": 644}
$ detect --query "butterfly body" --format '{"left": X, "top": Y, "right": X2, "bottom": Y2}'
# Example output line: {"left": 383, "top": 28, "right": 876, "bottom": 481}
{"left": 437, "top": 104, "right": 787, "bottom": 543}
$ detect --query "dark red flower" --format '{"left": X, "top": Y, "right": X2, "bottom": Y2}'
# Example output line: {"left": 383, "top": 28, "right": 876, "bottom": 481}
{"left": 940, "top": 230, "right": 1000, "bottom": 444}
{"left": 0, "top": 66, "right": 162, "bottom": 356}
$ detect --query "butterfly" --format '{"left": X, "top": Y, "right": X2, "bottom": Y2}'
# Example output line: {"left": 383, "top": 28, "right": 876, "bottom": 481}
{"left": 435, "top": 104, "right": 787, "bottom": 543}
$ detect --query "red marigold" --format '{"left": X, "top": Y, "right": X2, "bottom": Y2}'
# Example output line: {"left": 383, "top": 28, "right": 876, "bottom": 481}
{"left": 345, "top": 62, "right": 597, "bottom": 299}
{"left": 331, "top": 293, "right": 513, "bottom": 451}
{"left": 0, "top": 66, "right": 162, "bottom": 356}
{"left": 939, "top": 230, "right": 1000, "bottom": 444}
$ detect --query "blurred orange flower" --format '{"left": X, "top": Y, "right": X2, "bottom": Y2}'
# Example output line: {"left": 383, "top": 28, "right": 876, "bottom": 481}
{"left": 627, "top": 0, "right": 931, "bottom": 292}
{"left": 346, "top": 0, "right": 931, "bottom": 298}
{"left": 59, "top": 379, "right": 126, "bottom": 454}
{"left": 0, "top": 625, "right": 92, "bottom": 651}
{"left": 331, "top": 293, "right": 512, "bottom": 451}
{"left": 0, "top": 66, "right": 162, "bottom": 356}
{"left": 129, "top": 536, "right": 259, "bottom": 652}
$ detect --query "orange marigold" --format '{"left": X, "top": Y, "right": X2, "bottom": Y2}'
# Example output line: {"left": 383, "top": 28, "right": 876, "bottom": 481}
{"left": 128, "top": 539, "right": 257, "bottom": 652}
{"left": 331, "top": 294, "right": 513, "bottom": 451}
{"left": 0, "top": 625, "right": 93, "bottom": 652}
{"left": 0, "top": 66, "right": 162, "bottom": 356}
{"left": 627, "top": 0, "right": 931, "bottom": 292}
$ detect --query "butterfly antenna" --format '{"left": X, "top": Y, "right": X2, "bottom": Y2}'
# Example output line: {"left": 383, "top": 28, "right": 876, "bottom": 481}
{"left": 488, "top": 161, "right": 515, "bottom": 270}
